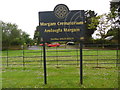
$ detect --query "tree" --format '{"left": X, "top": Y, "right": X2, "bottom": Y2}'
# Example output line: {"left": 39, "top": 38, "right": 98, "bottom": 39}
{"left": 106, "top": 1, "right": 120, "bottom": 43}
{"left": 84, "top": 10, "right": 99, "bottom": 42}
{"left": 2, "top": 21, "right": 23, "bottom": 48}
{"left": 1, "top": 21, "right": 33, "bottom": 49}
{"left": 95, "top": 14, "right": 111, "bottom": 41}
{"left": 21, "top": 31, "right": 33, "bottom": 46}
{"left": 33, "top": 26, "right": 40, "bottom": 45}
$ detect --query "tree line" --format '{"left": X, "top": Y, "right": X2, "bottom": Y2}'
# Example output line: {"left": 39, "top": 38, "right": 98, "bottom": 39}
{"left": 1, "top": 21, "right": 33, "bottom": 50}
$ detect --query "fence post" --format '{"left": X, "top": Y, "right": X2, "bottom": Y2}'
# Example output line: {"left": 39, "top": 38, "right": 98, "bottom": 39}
{"left": 97, "top": 44, "right": 99, "bottom": 67}
{"left": 56, "top": 46, "right": 58, "bottom": 67}
{"left": 43, "top": 42, "right": 47, "bottom": 84}
{"left": 7, "top": 47, "right": 8, "bottom": 67}
{"left": 79, "top": 42, "right": 83, "bottom": 85}
{"left": 40, "top": 46, "right": 42, "bottom": 67}
{"left": 23, "top": 45, "right": 25, "bottom": 67}
{"left": 116, "top": 44, "right": 119, "bottom": 67}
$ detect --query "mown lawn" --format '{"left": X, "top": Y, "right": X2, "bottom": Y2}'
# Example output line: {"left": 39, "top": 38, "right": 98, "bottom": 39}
{"left": 2, "top": 66, "right": 118, "bottom": 88}
{"left": 1, "top": 48, "right": 119, "bottom": 88}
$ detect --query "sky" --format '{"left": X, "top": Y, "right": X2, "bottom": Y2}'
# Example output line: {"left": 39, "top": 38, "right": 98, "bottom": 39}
{"left": 0, "top": 0, "right": 112, "bottom": 39}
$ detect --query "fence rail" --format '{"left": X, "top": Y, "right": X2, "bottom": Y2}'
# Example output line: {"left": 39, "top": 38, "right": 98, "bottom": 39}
{"left": 1, "top": 44, "right": 120, "bottom": 67}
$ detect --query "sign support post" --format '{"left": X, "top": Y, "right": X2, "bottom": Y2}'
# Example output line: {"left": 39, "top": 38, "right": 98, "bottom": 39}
{"left": 79, "top": 42, "right": 83, "bottom": 85}
{"left": 43, "top": 42, "right": 47, "bottom": 84}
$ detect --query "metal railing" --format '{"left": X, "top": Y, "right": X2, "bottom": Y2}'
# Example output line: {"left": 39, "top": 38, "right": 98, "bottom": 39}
{"left": 1, "top": 44, "right": 120, "bottom": 67}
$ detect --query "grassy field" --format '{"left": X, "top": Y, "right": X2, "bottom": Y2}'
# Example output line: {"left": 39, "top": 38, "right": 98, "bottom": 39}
{"left": 1, "top": 47, "right": 119, "bottom": 88}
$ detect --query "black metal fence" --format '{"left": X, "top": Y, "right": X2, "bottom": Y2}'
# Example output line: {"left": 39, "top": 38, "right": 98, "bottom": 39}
{"left": 1, "top": 44, "right": 120, "bottom": 67}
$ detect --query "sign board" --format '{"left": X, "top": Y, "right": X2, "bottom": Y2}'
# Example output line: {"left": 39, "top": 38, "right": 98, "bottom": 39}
{"left": 38, "top": 4, "right": 86, "bottom": 42}
{"left": 39, "top": 4, "right": 84, "bottom": 85}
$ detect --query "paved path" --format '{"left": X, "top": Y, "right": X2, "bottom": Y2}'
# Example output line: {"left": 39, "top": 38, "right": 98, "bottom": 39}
{"left": 27, "top": 46, "right": 41, "bottom": 50}
{"left": 27, "top": 45, "right": 83, "bottom": 50}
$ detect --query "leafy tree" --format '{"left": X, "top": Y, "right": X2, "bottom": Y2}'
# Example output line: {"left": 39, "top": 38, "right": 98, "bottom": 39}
{"left": 2, "top": 21, "right": 22, "bottom": 47}
{"left": 33, "top": 26, "right": 40, "bottom": 44}
{"left": 106, "top": 1, "right": 120, "bottom": 43}
{"left": 95, "top": 14, "right": 111, "bottom": 41}
{"left": 84, "top": 10, "right": 99, "bottom": 42}
{"left": 21, "top": 31, "right": 33, "bottom": 46}
{"left": 1, "top": 21, "right": 33, "bottom": 49}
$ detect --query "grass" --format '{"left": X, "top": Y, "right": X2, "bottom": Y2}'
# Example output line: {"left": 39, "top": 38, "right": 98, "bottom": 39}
{"left": 2, "top": 66, "right": 118, "bottom": 88}
{"left": 1, "top": 47, "right": 119, "bottom": 88}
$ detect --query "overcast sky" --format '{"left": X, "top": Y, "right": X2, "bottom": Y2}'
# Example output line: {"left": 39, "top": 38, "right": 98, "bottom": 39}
{"left": 0, "top": 0, "right": 112, "bottom": 38}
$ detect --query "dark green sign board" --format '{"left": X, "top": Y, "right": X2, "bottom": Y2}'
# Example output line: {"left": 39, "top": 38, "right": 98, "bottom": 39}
{"left": 38, "top": 4, "right": 86, "bottom": 42}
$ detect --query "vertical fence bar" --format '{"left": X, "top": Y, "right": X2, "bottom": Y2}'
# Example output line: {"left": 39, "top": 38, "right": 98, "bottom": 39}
{"left": 79, "top": 42, "right": 83, "bottom": 85}
{"left": 40, "top": 46, "right": 42, "bottom": 67}
{"left": 76, "top": 45, "right": 79, "bottom": 66}
{"left": 43, "top": 42, "right": 47, "bottom": 84}
{"left": 56, "top": 46, "right": 58, "bottom": 67}
{"left": 97, "top": 44, "right": 99, "bottom": 67}
{"left": 116, "top": 44, "right": 118, "bottom": 67}
{"left": 7, "top": 47, "right": 8, "bottom": 67}
{"left": 23, "top": 45, "right": 25, "bottom": 67}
